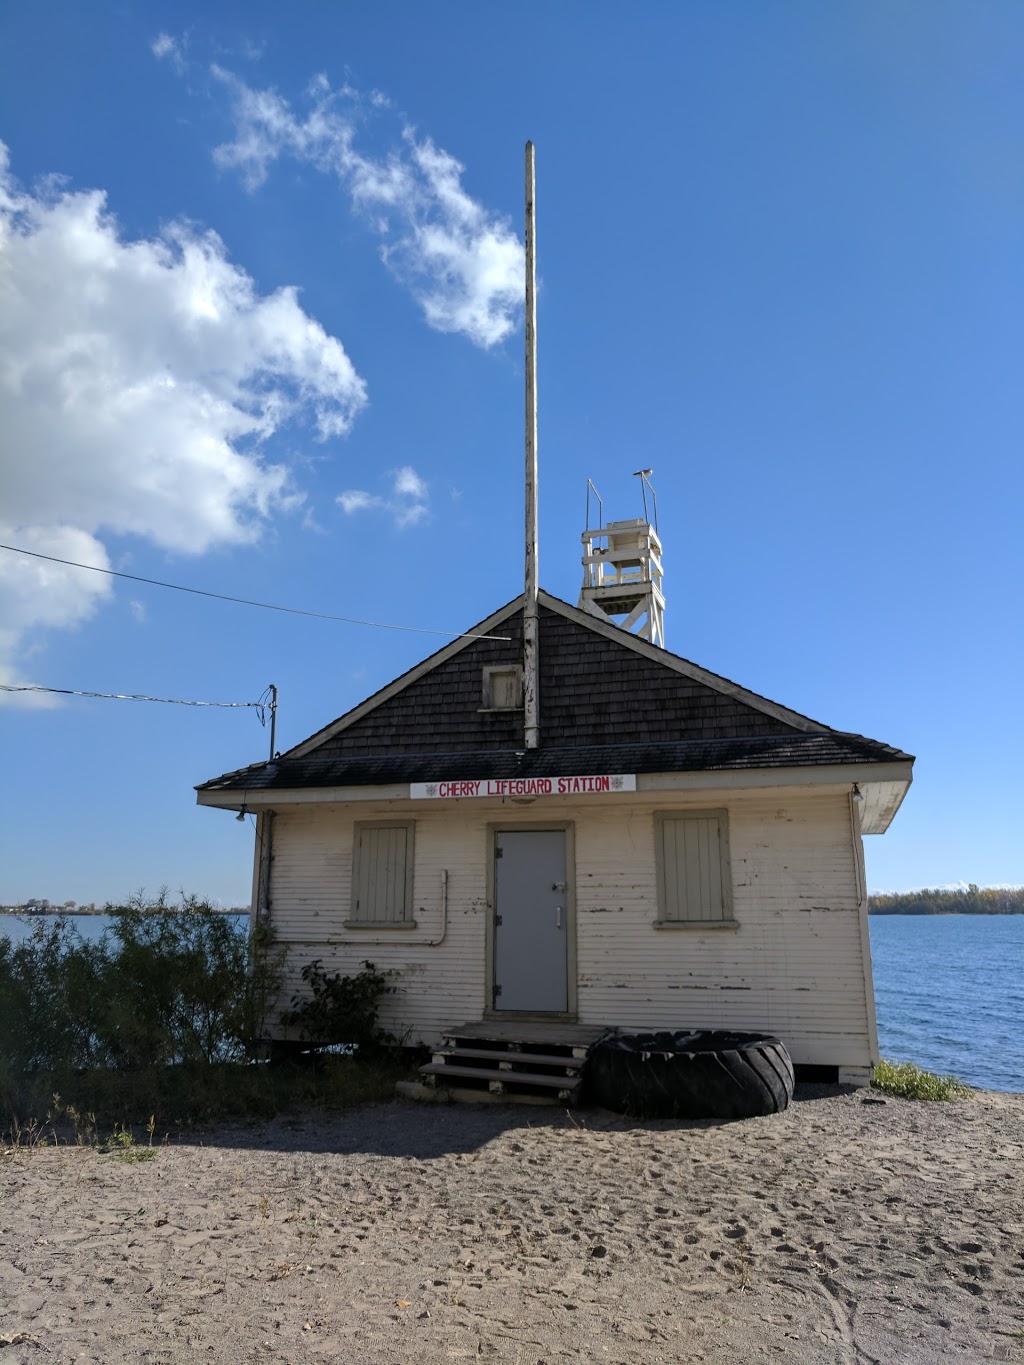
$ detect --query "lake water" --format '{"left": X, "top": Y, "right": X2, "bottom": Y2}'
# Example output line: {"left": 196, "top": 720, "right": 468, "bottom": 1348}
{"left": 869, "top": 915, "right": 1023, "bottom": 1092}
{"left": 2, "top": 913, "right": 1021, "bottom": 1091}
{"left": 0, "top": 913, "right": 249, "bottom": 949}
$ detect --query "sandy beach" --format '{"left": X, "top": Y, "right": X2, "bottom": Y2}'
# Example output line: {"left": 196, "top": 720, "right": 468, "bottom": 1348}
{"left": 2, "top": 1085, "right": 1022, "bottom": 1364}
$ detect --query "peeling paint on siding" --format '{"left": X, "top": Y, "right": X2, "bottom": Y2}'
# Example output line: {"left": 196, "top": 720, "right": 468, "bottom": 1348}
{"left": 266, "top": 789, "right": 871, "bottom": 1067}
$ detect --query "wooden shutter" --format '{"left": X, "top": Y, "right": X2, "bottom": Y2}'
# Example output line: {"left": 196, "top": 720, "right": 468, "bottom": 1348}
{"left": 483, "top": 666, "right": 521, "bottom": 709}
{"left": 490, "top": 670, "right": 518, "bottom": 709}
{"left": 657, "top": 812, "right": 731, "bottom": 923}
{"left": 353, "top": 823, "right": 413, "bottom": 923}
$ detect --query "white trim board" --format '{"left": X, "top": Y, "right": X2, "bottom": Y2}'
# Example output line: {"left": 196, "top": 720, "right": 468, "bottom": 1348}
{"left": 196, "top": 761, "right": 911, "bottom": 832}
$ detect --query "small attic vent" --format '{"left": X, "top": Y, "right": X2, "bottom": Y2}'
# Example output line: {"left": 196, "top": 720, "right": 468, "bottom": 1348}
{"left": 481, "top": 665, "right": 522, "bottom": 711}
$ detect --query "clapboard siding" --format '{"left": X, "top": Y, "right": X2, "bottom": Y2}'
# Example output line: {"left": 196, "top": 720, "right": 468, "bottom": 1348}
{"left": 264, "top": 788, "right": 876, "bottom": 1067}
{"left": 269, "top": 805, "right": 489, "bottom": 1039}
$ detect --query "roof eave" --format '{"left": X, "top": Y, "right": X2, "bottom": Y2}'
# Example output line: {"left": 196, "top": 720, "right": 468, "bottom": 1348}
{"left": 196, "top": 760, "right": 914, "bottom": 821}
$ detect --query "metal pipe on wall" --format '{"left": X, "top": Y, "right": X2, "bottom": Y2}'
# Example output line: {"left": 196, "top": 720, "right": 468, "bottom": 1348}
{"left": 256, "top": 810, "right": 274, "bottom": 928}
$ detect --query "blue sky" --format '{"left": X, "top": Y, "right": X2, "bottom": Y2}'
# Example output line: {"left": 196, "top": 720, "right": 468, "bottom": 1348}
{"left": 0, "top": 2, "right": 1020, "bottom": 905}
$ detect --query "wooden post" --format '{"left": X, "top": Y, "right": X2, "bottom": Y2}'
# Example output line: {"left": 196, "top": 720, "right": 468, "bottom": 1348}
{"left": 524, "top": 141, "right": 540, "bottom": 750}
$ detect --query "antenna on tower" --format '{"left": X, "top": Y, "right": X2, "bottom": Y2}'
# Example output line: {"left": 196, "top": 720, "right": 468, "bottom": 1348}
{"left": 585, "top": 479, "right": 604, "bottom": 533}
{"left": 633, "top": 468, "right": 658, "bottom": 534}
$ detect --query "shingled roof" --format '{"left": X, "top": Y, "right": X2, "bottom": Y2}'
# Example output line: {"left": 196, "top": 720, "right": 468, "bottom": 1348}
{"left": 197, "top": 591, "right": 913, "bottom": 794}
{"left": 198, "top": 734, "right": 911, "bottom": 793}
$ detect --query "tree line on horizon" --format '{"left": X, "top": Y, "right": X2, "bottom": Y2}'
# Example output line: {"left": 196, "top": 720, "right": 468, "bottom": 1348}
{"left": 869, "top": 885, "right": 1024, "bottom": 915}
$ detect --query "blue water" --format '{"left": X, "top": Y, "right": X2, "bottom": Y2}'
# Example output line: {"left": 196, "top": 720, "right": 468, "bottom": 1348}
{"left": 2, "top": 913, "right": 1021, "bottom": 1091}
{"left": 0, "top": 912, "right": 249, "bottom": 949}
{"left": 869, "top": 915, "right": 1024, "bottom": 1092}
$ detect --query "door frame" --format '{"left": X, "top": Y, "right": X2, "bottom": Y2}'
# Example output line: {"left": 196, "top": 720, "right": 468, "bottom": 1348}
{"left": 485, "top": 821, "right": 578, "bottom": 1019}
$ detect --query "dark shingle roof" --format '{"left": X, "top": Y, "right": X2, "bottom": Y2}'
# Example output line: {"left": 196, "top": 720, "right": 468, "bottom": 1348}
{"left": 287, "top": 598, "right": 822, "bottom": 760}
{"left": 198, "top": 733, "right": 913, "bottom": 793}
{"left": 197, "top": 591, "right": 913, "bottom": 795}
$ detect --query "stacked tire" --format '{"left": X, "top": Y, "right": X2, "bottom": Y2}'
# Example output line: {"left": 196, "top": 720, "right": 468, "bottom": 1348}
{"left": 585, "top": 1029, "right": 795, "bottom": 1121}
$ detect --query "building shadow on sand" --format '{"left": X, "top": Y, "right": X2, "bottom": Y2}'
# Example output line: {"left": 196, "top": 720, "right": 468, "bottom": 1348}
{"left": 171, "top": 1081, "right": 854, "bottom": 1158}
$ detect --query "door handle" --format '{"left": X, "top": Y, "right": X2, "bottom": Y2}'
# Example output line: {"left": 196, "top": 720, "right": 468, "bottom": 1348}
{"left": 555, "top": 905, "right": 563, "bottom": 929}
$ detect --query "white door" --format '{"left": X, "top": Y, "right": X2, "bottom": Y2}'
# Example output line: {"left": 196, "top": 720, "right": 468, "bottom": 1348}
{"left": 493, "top": 830, "right": 568, "bottom": 1012}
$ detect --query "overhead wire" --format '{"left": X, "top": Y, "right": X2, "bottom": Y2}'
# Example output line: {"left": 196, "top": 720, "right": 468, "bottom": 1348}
{"left": 0, "top": 684, "right": 263, "bottom": 708}
{"left": 0, "top": 544, "right": 511, "bottom": 641}
{"left": 1, "top": 684, "right": 278, "bottom": 729}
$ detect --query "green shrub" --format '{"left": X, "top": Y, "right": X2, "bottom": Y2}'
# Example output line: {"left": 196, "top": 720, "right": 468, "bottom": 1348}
{"left": 0, "top": 901, "right": 418, "bottom": 1129}
{"left": 0, "top": 895, "right": 284, "bottom": 1085}
{"left": 0, "top": 918, "right": 113, "bottom": 1079}
{"left": 97, "top": 892, "right": 284, "bottom": 1067}
{"left": 872, "top": 1058, "right": 973, "bottom": 1101}
{"left": 279, "top": 959, "right": 397, "bottom": 1053}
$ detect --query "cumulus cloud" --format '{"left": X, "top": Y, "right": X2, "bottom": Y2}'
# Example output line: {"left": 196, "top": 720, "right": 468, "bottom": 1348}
{"left": 210, "top": 69, "right": 524, "bottom": 348}
{"left": 337, "top": 465, "right": 429, "bottom": 529}
{"left": 0, "top": 526, "right": 113, "bottom": 701}
{"left": 0, "top": 141, "right": 367, "bottom": 693}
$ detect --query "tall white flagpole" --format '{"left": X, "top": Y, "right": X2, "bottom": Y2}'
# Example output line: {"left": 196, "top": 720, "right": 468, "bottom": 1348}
{"left": 524, "top": 141, "right": 540, "bottom": 750}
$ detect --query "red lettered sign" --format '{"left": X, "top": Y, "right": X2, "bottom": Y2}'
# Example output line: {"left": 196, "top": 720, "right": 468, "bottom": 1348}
{"left": 409, "top": 775, "right": 636, "bottom": 799}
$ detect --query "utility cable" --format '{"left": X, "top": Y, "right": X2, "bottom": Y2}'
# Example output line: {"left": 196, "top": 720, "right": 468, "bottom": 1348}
{"left": 0, "top": 684, "right": 261, "bottom": 708}
{"left": 0, "top": 544, "right": 510, "bottom": 641}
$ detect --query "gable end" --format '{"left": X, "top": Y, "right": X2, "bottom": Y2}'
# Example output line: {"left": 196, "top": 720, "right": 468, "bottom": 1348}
{"left": 293, "top": 598, "right": 825, "bottom": 760}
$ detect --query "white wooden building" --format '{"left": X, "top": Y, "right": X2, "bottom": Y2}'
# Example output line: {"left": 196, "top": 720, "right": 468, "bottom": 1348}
{"left": 197, "top": 588, "right": 913, "bottom": 1087}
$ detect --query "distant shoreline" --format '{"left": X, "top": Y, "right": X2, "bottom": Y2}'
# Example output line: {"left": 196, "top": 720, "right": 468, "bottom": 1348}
{"left": 3, "top": 907, "right": 1020, "bottom": 919}
{"left": 868, "top": 909, "right": 1024, "bottom": 916}
{"left": 0, "top": 908, "right": 249, "bottom": 917}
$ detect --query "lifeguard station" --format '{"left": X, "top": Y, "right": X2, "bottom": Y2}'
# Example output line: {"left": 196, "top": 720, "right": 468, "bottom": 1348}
{"left": 578, "top": 473, "right": 665, "bottom": 647}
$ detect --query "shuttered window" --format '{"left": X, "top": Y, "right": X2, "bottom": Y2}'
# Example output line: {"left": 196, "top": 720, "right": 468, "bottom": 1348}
{"left": 655, "top": 811, "right": 733, "bottom": 925}
{"left": 481, "top": 665, "right": 522, "bottom": 710}
{"left": 348, "top": 822, "right": 415, "bottom": 926}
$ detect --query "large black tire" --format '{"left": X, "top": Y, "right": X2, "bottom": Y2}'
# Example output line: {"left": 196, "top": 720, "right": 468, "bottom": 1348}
{"left": 585, "top": 1029, "right": 795, "bottom": 1121}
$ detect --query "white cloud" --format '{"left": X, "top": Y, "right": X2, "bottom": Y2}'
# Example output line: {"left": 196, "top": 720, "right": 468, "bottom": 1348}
{"left": 336, "top": 490, "right": 379, "bottom": 515}
{"left": 211, "top": 70, "right": 524, "bottom": 348}
{"left": 151, "top": 32, "right": 185, "bottom": 74}
{"left": 337, "top": 465, "right": 429, "bottom": 529}
{"left": 392, "top": 465, "right": 427, "bottom": 501}
{"left": 0, "top": 525, "right": 112, "bottom": 702}
{"left": 0, "top": 141, "right": 368, "bottom": 693}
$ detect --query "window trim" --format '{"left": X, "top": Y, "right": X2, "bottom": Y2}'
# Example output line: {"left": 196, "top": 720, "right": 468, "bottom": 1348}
{"left": 653, "top": 808, "right": 737, "bottom": 929}
{"left": 345, "top": 819, "right": 417, "bottom": 929}
{"left": 479, "top": 664, "right": 523, "bottom": 712}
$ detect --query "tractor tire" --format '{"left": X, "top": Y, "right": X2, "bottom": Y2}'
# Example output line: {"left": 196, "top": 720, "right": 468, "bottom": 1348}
{"left": 585, "top": 1029, "right": 795, "bottom": 1121}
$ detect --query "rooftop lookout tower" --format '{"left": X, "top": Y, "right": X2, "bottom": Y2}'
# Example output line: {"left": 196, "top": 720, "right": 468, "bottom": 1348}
{"left": 578, "top": 474, "right": 665, "bottom": 647}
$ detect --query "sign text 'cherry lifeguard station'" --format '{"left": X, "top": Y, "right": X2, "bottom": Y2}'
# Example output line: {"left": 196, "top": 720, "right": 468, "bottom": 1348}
{"left": 411, "top": 774, "right": 636, "bottom": 800}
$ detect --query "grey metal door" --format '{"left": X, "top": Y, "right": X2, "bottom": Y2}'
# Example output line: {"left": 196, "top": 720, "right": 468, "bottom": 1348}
{"left": 493, "top": 830, "right": 568, "bottom": 1012}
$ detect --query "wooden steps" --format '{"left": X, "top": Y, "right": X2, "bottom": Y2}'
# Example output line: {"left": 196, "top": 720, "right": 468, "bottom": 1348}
{"left": 420, "top": 1063, "right": 582, "bottom": 1091}
{"left": 428, "top": 1046, "right": 584, "bottom": 1068}
{"left": 412, "top": 1027, "right": 596, "bottom": 1105}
